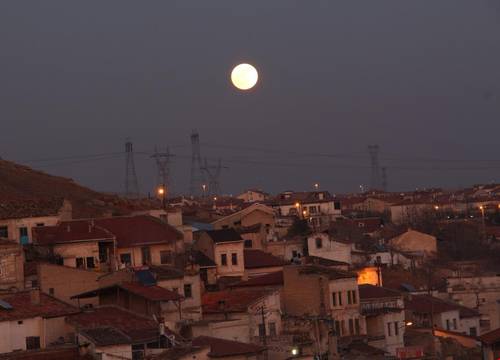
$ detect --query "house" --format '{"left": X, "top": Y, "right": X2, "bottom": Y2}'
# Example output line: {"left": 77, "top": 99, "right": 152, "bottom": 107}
{"left": 38, "top": 262, "right": 100, "bottom": 307}
{"left": 405, "top": 295, "right": 480, "bottom": 336}
{"left": 67, "top": 306, "right": 179, "bottom": 359}
{"left": 268, "top": 191, "right": 341, "bottom": 229}
{"left": 0, "top": 289, "right": 79, "bottom": 354}
{"left": 389, "top": 229, "right": 437, "bottom": 257}
{"left": 238, "top": 224, "right": 268, "bottom": 251}
{"left": 198, "top": 289, "right": 282, "bottom": 344}
{"left": 0, "top": 198, "right": 72, "bottom": 245}
{"left": 70, "top": 281, "right": 183, "bottom": 325}
{"left": 479, "top": 328, "right": 500, "bottom": 360}
{"left": 264, "top": 236, "right": 304, "bottom": 263}
{"left": 390, "top": 200, "right": 432, "bottom": 225}
{"left": 195, "top": 229, "right": 245, "bottom": 279}
{"left": 307, "top": 232, "right": 353, "bottom": 264}
{"left": 358, "top": 284, "right": 405, "bottom": 356}
{"left": 187, "top": 250, "right": 218, "bottom": 288}
{"left": 0, "top": 239, "right": 24, "bottom": 291}
{"left": 237, "top": 189, "right": 270, "bottom": 203}
{"left": 243, "top": 249, "right": 284, "bottom": 278}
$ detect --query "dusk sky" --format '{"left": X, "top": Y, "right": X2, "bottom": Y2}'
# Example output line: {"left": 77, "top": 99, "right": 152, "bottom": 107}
{"left": 1, "top": 1, "right": 500, "bottom": 196}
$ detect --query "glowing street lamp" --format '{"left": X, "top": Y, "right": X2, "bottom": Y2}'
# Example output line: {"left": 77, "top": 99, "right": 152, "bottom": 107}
{"left": 202, "top": 184, "right": 207, "bottom": 198}
{"left": 291, "top": 347, "right": 299, "bottom": 356}
{"left": 314, "top": 183, "right": 319, "bottom": 190}
{"left": 157, "top": 185, "right": 166, "bottom": 209}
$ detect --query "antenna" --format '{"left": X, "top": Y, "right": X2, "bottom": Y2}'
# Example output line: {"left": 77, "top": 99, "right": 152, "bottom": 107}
{"left": 189, "top": 130, "right": 204, "bottom": 196}
{"left": 151, "top": 146, "right": 175, "bottom": 194}
{"left": 201, "top": 158, "right": 228, "bottom": 196}
{"left": 368, "top": 145, "right": 381, "bottom": 191}
{"left": 125, "top": 138, "right": 140, "bottom": 198}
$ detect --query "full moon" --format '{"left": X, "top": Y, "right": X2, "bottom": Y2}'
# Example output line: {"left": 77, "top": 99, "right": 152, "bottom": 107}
{"left": 231, "top": 63, "right": 258, "bottom": 90}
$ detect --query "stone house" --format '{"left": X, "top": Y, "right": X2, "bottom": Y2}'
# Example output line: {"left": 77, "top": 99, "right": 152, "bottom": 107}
{"left": 0, "top": 239, "right": 24, "bottom": 291}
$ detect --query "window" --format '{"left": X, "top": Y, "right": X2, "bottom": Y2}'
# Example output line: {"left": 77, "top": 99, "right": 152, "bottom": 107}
{"left": 0, "top": 226, "right": 8, "bottom": 238}
{"left": 231, "top": 253, "right": 238, "bottom": 265}
{"left": 355, "top": 318, "right": 360, "bottom": 335}
{"left": 26, "top": 337, "right": 40, "bottom": 350}
{"left": 376, "top": 256, "right": 382, "bottom": 264}
{"left": 470, "top": 327, "right": 477, "bottom": 336}
{"left": 120, "top": 253, "right": 132, "bottom": 265}
{"left": 292, "top": 250, "right": 298, "bottom": 258}
{"left": 76, "top": 257, "right": 85, "bottom": 269}
{"left": 334, "top": 201, "right": 341, "bottom": 210}
{"left": 36, "top": 223, "right": 45, "bottom": 227}
{"left": 19, "top": 227, "right": 29, "bottom": 244}
{"left": 221, "top": 254, "right": 227, "bottom": 266}
{"left": 341, "top": 320, "right": 346, "bottom": 335}
{"left": 332, "top": 292, "right": 337, "bottom": 307}
{"left": 446, "top": 319, "right": 450, "bottom": 330}
{"left": 347, "top": 291, "right": 352, "bottom": 304}
{"left": 49, "top": 288, "right": 54, "bottom": 296}
{"left": 335, "top": 321, "right": 341, "bottom": 336}
{"left": 160, "top": 251, "right": 173, "bottom": 265}
{"left": 338, "top": 292, "right": 343, "bottom": 306}
{"left": 258, "top": 323, "right": 265, "bottom": 337}
{"left": 352, "top": 290, "right": 357, "bottom": 304}
{"left": 244, "top": 239, "right": 253, "bottom": 248}
{"left": 183, "top": 284, "right": 192, "bottom": 298}
{"left": 141, "top": 246, "right": 151, "bottom": 265}
{"left": 269, "top": 322, "right": 277, "bottom": 337}
{"left": 387, "top": 322, "right": 392, "bottom": 336}
{"left": 18, "top": 320, "right": 23, "bottom": 325}
{"left": 86, "top": 257, "right": 95, "bottom": 269}
{"left": 349, "top": 319, "right": 354, "bottom": 335}
{"left": 315, "top": 237, "right": 322, "bottom": 249}
{"left": 453, "top": 318, "right": 457, "bottom": 330}
{"left": 31, "top": 280, "right": 38, "bottom": 288}
{"left": 394, "top": 322, "right": 399, "bottom": 336}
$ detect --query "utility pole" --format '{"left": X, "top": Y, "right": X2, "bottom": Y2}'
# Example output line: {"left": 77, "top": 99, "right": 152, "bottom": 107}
{"left": 124, "top": 138, "right": 140, "bottom": 198}
{"left": 151, "top": 146, "right": 175, "bottom": 195}
{"left": 201, "top": 158, "right": 228, "bottom": 196}
{"left": 189, "top": 130, "right": 204, "bottom": 197}
{"left": 260, "top": 305, "right": 267, "bottom": 347}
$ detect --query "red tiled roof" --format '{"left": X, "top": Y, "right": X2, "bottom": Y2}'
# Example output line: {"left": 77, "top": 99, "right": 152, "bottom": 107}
{"left": 33, "top": 221, "right": 114, "bottom": 245}
{"left": 202, "top": 289, "right": 272, "bottom": 314}
{"left": 192, "top": 336, "right": 265, "bottom": 357}
{"left": 71, "top": 282, "right": 181, "bottom": 302}
{"left": 95, "top": 215, "right": 182, "bottom": 248}
{"left": 0, "top": 291, "right": 79, "bottom": 321}
{"left": 244, "top": 249, "right": 284, "bottom": 269}
{"left": 480, "top": 327, "right": 500, "bottom": 345}
{"left": 359, "top": 284, "right": 402, "bottom": 300}
{"left": 67, "top": 306, "right": 163, "bottom": 343}
{"left": 405, "top": 295, "right": 478, "bottom": 317}
{"left": 232, "top": 271, "right": 284, "bottom": 288}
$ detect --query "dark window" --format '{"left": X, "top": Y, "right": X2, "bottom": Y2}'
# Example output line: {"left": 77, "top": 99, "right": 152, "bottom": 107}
{"left": 17, "top": 320, "right": 23, "bottom": 325}
{"left": 160, "top": 251, "right": 172, "bottom": 265}
{"left": 231, "top": 253, "right": 238, "bottom": 265}
{"left": 335, "top": 321, "right": 341, "bottom": 336}
{"left": 334, "top": 201, "right": 341, "bottom": 210}
{"left": 244, "top": 239, "right": 253, "bottom": 248}
{"left": 387, "top": 322, "right": 392, "bottom": 336}
{"left": 35, "top": 223, "right": 44, "bottom": 227}
{"left": 49, "top": 288, "right": 54, "bottom": 295}
{"left": 141, "top": 246, "right": 151, "bottom": 265}
{"left": 0, "top": 226, "right": 8, "bottom": 238}
{"left": 355, "top": 318, "right": 360, "bottom": 335}
{"left": 26, "top": 336, "right": 40, "bottom": 350}
{"left": 183, "top": 284, "right": 192, "bottom": 298}
{"left": 86, "top": 257, "right": 95, "bottom": 269}
{"left": 347, "top": 291, "right": 352, "bottom": 304}
{"left": 341, "top": 320, "right": 346, "bottom": 335}
{"left": 352, "top": 290, "right": 357, "bottom": 304}
{"left": 332, "top": 293, "right": 337, "bottom": 307}
{"left": 31, "top": 280, "right": 38, "bottom": 288}
{"left": 19, "top": 227, "right": 28, "bottom": 237}
{"left": 349, "top": 319, "right": 354, "bottom": 335}
{"left": 269, "top": 322, "right": 277, "bottom": 336}
{"left": 453, "top": 318, "right": 457, "bottom": 330}
{"left": 470, "top": 327, "right": 477, "bottom": 336}
{"left": 315, "top": 237, "right": 322, "bottom": 249}
{"left": 234, "top": 220, "right": 241, "bottom": 226}
{"left": 446, "top": 319, "right": 450, "bottom": 330}
{"left": 292, "top": 250, "right": 298, "bottom": 258}
{"left": 76, "top": 257, "right": 84, "bottom": 268}
{"left": 258, "top": 323, "right": 265, "bottom": 337}
{"left": 120, "top": 253, "right": 132, "bottom": 265}
{"left": 338, "top": 292, "right": 343, "bottom": 306}
{"left": 221, "top": 254, "right": 227, "bottom": 266}
{"left": 394, "top": 322, "right": 399, "bottom": 336}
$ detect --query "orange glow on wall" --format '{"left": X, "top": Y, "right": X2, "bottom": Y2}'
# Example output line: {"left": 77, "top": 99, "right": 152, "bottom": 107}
{"left": 357, "top": 266, "right": 382, "bottom": 286}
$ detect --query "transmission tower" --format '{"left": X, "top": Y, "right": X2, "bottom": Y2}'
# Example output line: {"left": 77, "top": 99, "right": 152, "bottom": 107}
{"left": 189, "top": 130, "right": 204, "bottom": 196}
{"left": 201, "top": 158, "right": 228, "bottom": 196}
{"left": 151, "top": 146, "right": 175, "bottom": 194}
{"left": 368, "top": 145, "right": 381, "bottom": 191}
{"left": 381, "top": 167, "right": 388, "bottom": 192}
{"left": 124, "top": 138, "right": 140, "bottom": 198}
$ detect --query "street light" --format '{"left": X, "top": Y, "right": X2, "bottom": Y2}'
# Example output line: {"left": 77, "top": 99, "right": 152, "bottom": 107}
{"left": 157, "top": 185, "right": 166, "bottom": 209}
{"left": 314, "top": 183, "right": 319, "bottom": 190}
{"left": 291, "top": 347, "right": 299, "bottom": 356}
{"left": 202, "top": 184, "right": 207, "bottom": 198}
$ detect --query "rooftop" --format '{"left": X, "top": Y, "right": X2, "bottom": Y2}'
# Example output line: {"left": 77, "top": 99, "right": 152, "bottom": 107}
{"left": 71, "top": 282, "right": 181, "bottom": 302}
{"left": 244, "top": 249, "right": 284, "bottom": 269}
{"left": 296, "top": 264, "right": 357, "bottom": 280}
{"left": 192, "top": 336, "right": 265, "bottom": 357}
{"left": 79, "top": 327, "right": 131, "bottom": 346}
{"left": 232, "top": 271, "right": 284, "bottom": 288}
{"left": 202, "top": 289, "right": 273, "bottom": 314}
{"left": 0, "top": 291, "right": 79, "bottom": 322}
{"left": 204, "top": 229, "right": 243, "bottom": 244}
{"left": 359, "top": 284, "right": 402, "bottom": 300}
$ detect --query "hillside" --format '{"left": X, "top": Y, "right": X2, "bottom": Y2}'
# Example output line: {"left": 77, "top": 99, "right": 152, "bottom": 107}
{"left": 0, "top": 159, "right": 155, "bottom": 219}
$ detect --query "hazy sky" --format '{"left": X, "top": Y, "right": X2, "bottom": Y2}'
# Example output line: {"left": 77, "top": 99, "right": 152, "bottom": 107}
{"left": 1, "top": 1, "right": 500, "bottom": 196}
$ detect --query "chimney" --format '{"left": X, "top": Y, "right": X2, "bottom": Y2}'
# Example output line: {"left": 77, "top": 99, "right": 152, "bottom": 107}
{"left": 30, "top": 288, "right": 41, "bottom": 305}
